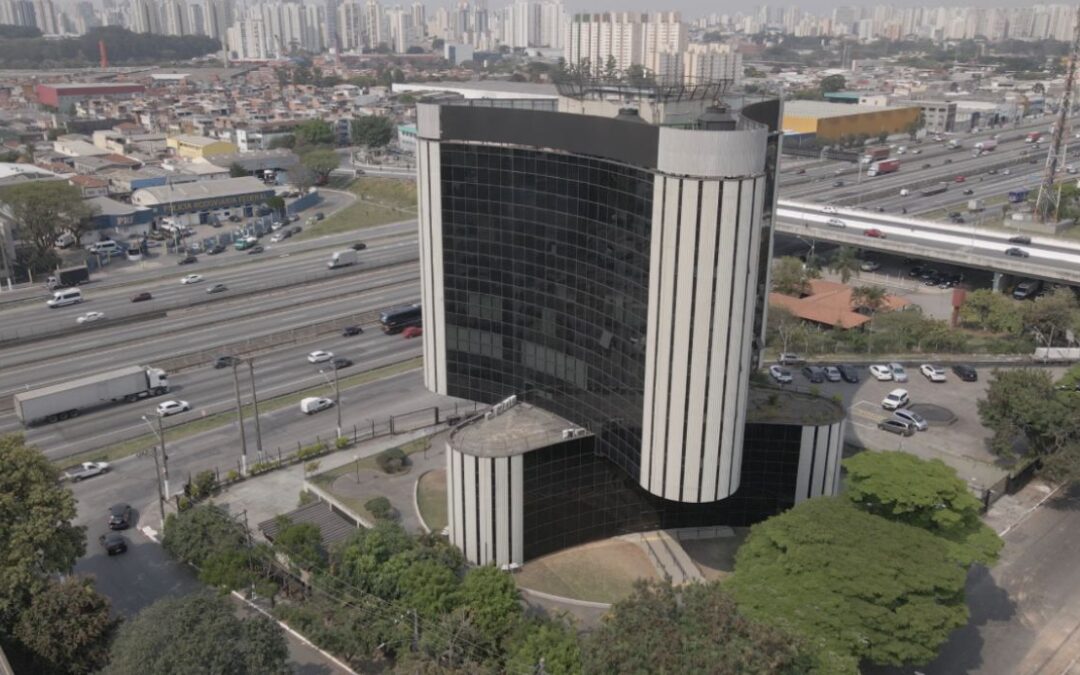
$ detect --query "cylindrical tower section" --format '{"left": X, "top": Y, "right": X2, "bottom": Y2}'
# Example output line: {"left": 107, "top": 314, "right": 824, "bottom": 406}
{"left": 415, "top": 109, "right": 447, "bottom": 394}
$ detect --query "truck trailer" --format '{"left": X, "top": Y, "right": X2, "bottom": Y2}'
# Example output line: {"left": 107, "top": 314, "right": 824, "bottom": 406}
{"left": 13, "top": 366, "right": 169, "bottom": 427}
{"left": 1026, "top": 132, "right": 1042, "bottom": 143}
{"left": 863, "top": 146, "right": 890, "bottom": 163}
{"left": 328, "top": 250, "right": 358, "bottom": 269}
{"left": 46, "top": 266, "right": 90, "bottom": 290}
{"left": 866, "top": 159, "right": 900, "bottom": 177}
{"left": 975, "top": 139, "right": 998, "bottom": 151}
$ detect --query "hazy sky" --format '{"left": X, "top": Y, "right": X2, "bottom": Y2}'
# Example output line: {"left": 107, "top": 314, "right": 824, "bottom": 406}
{"left": 560, "top": 1, "right": 1027, "bottom": 17}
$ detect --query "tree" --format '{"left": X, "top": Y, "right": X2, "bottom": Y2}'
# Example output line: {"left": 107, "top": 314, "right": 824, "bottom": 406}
{"left": 819, "top": 74, "right": 846, "bottom": 93}
{"left": 1023, "top": 287, "right": 1080, "bottom": 349}
{"left": 771, "top": 255, "right": 818, "bottom": 296}
{"left": 0, "top": 434, "right": 85, "bottom": 626}
{"left": 728, "top": 498, "right": 969, "bottom": 673}
{"left": 827, "top": 246, "right": 861, "bottom": 284}
{"left": 767, "top": 305, "right": 808, "bottom": 356}
{"left": 457, "top": 565, "right": 522, "bottom": 653}
{"left": 958, "top": 289, "right": 1024, "bottom": 334}
{"left": 624, "top": 63, "right": 652, "bottom": 86}
{"left": 603, "top": 54, "right": 618, "bottom": 80}
{"left": 351, "top": 115, "right": 396, "bottom": 149}
{"left": 294, "top": 119, "right": 335, "bottom": 148}
{"left": 506, "top": 617, "right": 582, "bottom": 675}
{"left": 264, "top": 195, "right": 286, "bottom": 217}
{"left": 161, "top": 503, "right": 247, "bottom": 568}
{"left": 105, "top": 592, "right": 290, "bottom": 675}
{"left": 13, "top": 577, "right": 119, "bottom": 675}
{"left": 851, "top": 285, "right": 887, "bottom": 314}
{"left": 1, "top": 181, "right": 92, "bottom": 261}
{"left": 584, "top": 579, "right": 814, "bottom": 674}
{"left": 300, "top": 148, "right": 340, "bottom": 184}
{"left": 877, "top": 131, "right": 889, "bottom": 144}
{"left": 267, "top": 134, "right": 295, "bottom": 150}
{"left": 843, "top": 451, "right": 1003, "bottom": 566}
{"left": 272, "top": 517, "right": 326, "bottom": 569}
{"left": 332, "top": 520, "right": 417, "bottom": 594}
{"left": 228, "top": 162, "right": 247, "bottom": 178}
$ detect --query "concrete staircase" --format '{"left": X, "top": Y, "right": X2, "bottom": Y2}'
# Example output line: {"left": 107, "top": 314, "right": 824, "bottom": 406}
{"left": 625, "top": 530, "right": 704, "bottom": 584}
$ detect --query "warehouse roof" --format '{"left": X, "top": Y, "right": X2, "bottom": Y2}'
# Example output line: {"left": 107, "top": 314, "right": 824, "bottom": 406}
{"left": 784, "top": 100, "right": 918, "bottom": 119}
{"left": 169, "top": 134, "right": 229, "bottom": 147}
{"left": 133, "top": 176, "right": 271, "bottom": 204}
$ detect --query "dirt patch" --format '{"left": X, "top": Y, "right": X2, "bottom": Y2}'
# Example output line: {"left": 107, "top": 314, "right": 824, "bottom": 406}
{"left": 515, "top": 539, "right": 658, "bottom": 604}
{"left": 679, "top": 529, "right": 750, "bottom": 581}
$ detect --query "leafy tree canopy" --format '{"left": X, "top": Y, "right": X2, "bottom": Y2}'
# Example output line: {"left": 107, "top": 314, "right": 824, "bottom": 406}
{"left": 351, "top": 115, "right": 396, "bottom": 148}
{"left": 771, "top": 255, "right": 818, "bottom": 296}
{"left": 161, "top": 503, "right": 247, "bottom": 568}
{"left": 959, "top": 289, "right": 1024, "bottom": 334}
{"left": 300, "top": 148, "right": 340, "bottom": 183}
{"left": 294, "top": 119, "right": 335, "bottom": 148}
{"left": 0, "top": 27, "right": 218, "bottom": 69}
{"left": 1, "top": 181, "right": 92, "bottom": 261}
{"left": 505, "top": 616, "right": 581, "bottom": 675}
{"left": 12, "top": 577, "right": 118, "bottom": 675}
{"left": 728, "top": 497, "right": 969, "bottom": 673}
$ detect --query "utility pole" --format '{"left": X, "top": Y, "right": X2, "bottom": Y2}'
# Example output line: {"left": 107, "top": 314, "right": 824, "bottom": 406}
{"left": 247, "top": 358, "right": 264, "bottom": 462}
{"left": 158, "top": 413, "right": 169, "bottom": 500}
{"left": 231, "top": 361, "right": 248, "bottom": 474}
{"left": 150, "top": 440, "right": 166, "bottom": 523}
{"left": 1036, "top": 4, "right": 1080, "bottom": 221}
{"left": 332, "top": 364, "right": 342, "bottom": 439}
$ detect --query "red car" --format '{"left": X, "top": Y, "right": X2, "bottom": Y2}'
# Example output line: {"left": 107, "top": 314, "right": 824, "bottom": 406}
{"left": 402, "top": 325, "right": 423, "bottom": 338}
{"left": 954, "top": 175, "right": 966, "bottom": 183}
{"left": 863, "top": 228, "right": 886, "bottom": 239}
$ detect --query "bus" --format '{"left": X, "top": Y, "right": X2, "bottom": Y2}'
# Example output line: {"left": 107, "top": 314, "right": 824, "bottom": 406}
{"left": 1008, "top": 188, "right": 1030, "bottom": 204}
{"left": 379, "top": 304, "right": 422, "bottom": 334}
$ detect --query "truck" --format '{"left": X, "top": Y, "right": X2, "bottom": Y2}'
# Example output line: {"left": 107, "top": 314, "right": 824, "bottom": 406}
{"left": 947, "top": 139, "right": 962, "bottom": 149}
{"left": 967, "top": 198, "right": 984, "bottom": 212}
{"left": 1012, "top": 279, "right": 1043, "bottom": 300}
{"left": 866, "top": 159, "right": 900, "bottom": 177}
{"left": 921, "top": 183, "right": 949, "bottom": 197}
{"left": 1008, "top": 188, "right": 1030, "bottom": 203}
{"left": 328, "top": 249, "right": 358, "bottom": 269}
{"left": 975, "top": 139, "right": 998, "bottom": 151}
{"left": 13, "top": 366, "right": 170, "bottom": 427}
{"left": 1026, "top": 132, "right": 1042, "bottom": 143}
{"left": 863, "top": 146, "right": 890, "bottom": 163}
{"left": 46, "top": 265, "right": 90, "bottom": 290}
{"left": 64, "top": 461, "right": 111, "bottom": 482}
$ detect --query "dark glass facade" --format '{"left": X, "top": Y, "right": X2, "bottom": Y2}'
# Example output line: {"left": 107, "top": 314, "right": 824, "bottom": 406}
{"left": 521, "top": 423, "right": 804, "bottom": 561}
{"left": 440, "top": 143, "right": 654, "bottom": 479}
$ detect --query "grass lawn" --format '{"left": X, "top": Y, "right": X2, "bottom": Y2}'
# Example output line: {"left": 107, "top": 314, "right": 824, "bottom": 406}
{"left": 514, "top": 539, "right": 659, "bottom": 604}
{"left": 308, "top": 435, "right": 431, "bottom": 491}
{"left": 416, "top": 469, "right": 447, "bottom": 532}
{"left": 297, "top": 178, "right": 416, "bottom": 241}
{"left": 58, "top": 357, "right": 422, "bottom": 471}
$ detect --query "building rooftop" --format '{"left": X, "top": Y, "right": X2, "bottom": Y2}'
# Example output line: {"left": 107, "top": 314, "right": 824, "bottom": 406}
{"left": 40, "top": 82, "right": 143, "bottom": 91}
{"left": 784, "top": 100, "right": 918, "bottom": 119}
{"left": 170, "top": 134, "right": 227, "bottom": 147}
{"left": 86, "top": 196, "right": 149, "bottom": 216}
{"left": 746, "top": 385, "right": 846, "bottom": 426}
{"left": 133, "top": 176, "right": 271, "bottom": 204}
{"left": 448, "top": 401, "right": 587, "bottom": 458}
{"left": 769, "top": 278, "right": 910, "bottom": 330}
{"left": 393, "top": 80, "right": 559, "bottom": 99}
{"left": 258, "top": 500, "right": 359, "bottom": 546}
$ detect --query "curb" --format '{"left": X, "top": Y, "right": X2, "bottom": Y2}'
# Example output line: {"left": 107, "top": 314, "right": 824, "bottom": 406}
{"left": 413, "top": 469, "right": 432, "bottom": 534}
{"left": 517, "top": 586, "right": 613, "bottom": 610}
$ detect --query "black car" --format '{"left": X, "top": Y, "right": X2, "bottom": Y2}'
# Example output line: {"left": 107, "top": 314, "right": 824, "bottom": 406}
{"left": 962, "top": 189, "right": 974, "bottom": 195}
{"left": 131, "top": 292, "right": 152, "bottom": 303}
{"left": 178, "top": 255, "right": 198, "bottom": 265}
{"left": 207, "top": 244, "right": 227, "bottom": 255}
{"left": 214, "top": 355, "right": 239, "bottom": 369}
{"left": 108, "top": 503, "right": 132, "bottom": 530}
{"left": 801, "top": 366, "right": 826, "bottom": 383}
{"left": 342, "top": 325, "right": 364, "bottom": 337}
{"left": 332, "top": 357, "right": 354, "bottom": 370}
{"left": 832, "top": 180, "right": 844, "bottom": 188}
{"left": 350, "top": 242, "right": 368, "bottom": 251}
{"left": 228, "top": 214, "right": 242, "bottom": 222}
{"left": 314, "top": 212, "right": 325, "bottom": 221}
{"left": 1004, "top": 247, "right": 1030, "bottom": 258}
{"left": 952, "top": 364, "right": 978, "bottom": 382}
{"left": 99, "top": 533, "right": 127, "bottom": 555}
{"left": 836, "top": 364, "right": 860, "bottom": 383}
{"left": 247, "top": 245, "right": 264, "bottom": 254}
{"left": 1009, "top": 235, "right": 1032, "bottom": 245}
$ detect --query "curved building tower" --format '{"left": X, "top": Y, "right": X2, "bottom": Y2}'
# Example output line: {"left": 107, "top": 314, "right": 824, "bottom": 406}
{"left": 416, "top": 84, "right": 844, "bottom": 566}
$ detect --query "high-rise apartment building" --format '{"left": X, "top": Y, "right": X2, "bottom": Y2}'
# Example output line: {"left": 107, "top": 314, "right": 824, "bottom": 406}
{"left": 683, "top": 43, "right": 743, "bottom": 86}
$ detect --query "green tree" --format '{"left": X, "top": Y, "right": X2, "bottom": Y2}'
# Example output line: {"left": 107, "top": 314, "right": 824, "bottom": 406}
{"left": 12, "top": 577, "right": 119, "bottom": 675}
{"left": 1023, "top": 287, "right": 1080, "bottom": 349}
{"left": 828, "top": 246, "right": 861, "bottom": 284}
{"left": 332, "top": 520, "right": 417, "bottom": 594}
{"left": 294, "top": 119, "right": 335, "bottom": 147}
{"left": 105, "top": 592, "right": 290, "bottom": 675}
{"left": 728, "top": 498, "right": 969, "bottom": 673}
{"left": 457, "top": 565, "right": 522, "bottom": 653}
{"left": 585, "top": 579, "right": 814, "bottom": 674}
{"left": 843, "top": 451, "right": 1003, "bottom": 566}
{"left": 1, "top": 181, "right": 93, "bottom": 262}
{"left": 771, "top": 255, "right": 818, "bottom": 296}
{"left": 602, "top": 54, "right": 618, "bottom": 80}
{"left": 506, "top": 616, "right": 582, "bottom": 675}
{"left": 351, "top": 115, "right": 396, "bottom": 148}
{"left": 264, "top": 195, "right": 286, "bottom": 217}
{"left": 851, "top": 285, "right": 887, "bottom": 314}
{"left": 624, "top": 63, "right": 652, "bottom": 86}
{"left": 0, "top": 435, "right": 85, "bottom": 626}
{"left": 877, "top": 131, "right": 889, "bottom": 144}
{"left": 380, "top": 553, "right": 461, "bottom": 618}
{"left": 767, "top": 305, "right": 809, "bottom": 357}
{"left": 228, "top": 162, "right": 247, "bottom": 178}
{"left": 959, "top": 289, "right": 1024, "bottom": 334}
{"left": 272, "top": 517, "right": 326, "bottom": 569}
{"left": 300, "top": 148, "right": 340, "bottom": 184}
{"left": 267, "top": 134, "right": 295, "bottom": 150}
{"left": 161, "top": 503, "right": 247, "bottom": 568}
{"left": 819, "top": 74, "right": 847, "bottom": 93}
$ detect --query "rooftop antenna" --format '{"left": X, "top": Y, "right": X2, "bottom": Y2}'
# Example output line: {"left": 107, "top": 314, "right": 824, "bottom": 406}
{"left": 1034, "top": 4, "right": 1080, "bottom": 222}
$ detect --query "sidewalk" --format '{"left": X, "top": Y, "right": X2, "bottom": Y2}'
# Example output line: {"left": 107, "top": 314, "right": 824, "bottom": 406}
{"left": 982, "top": 477, "right": 1065, "bottom": 537}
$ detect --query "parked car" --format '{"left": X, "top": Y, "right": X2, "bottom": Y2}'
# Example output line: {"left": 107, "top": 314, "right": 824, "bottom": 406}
{"left": 76, "top": 311, "right": 106, "bottom": 324}
{"left": 869, "top": 364, "right": 893, "bottom": 381}
{"left": 878, "top": 418, "right": 916, "bottom": 436}
{"left": 270, "top": 231, "right": 291, "bottom": 243}
{"left": 207, "top": 244, "right": 227, "bottom": 255}
{"left": 952, "top": 364, "right": 978, "bottom": 382}
{"left": 1004, "top": 247, "right": 1030, "bottom": 258}
{"left": 314, "top": 211, "right": 325, "bottom": 220}
{"left": 863, "top": 228, "right": 886, "bottom": 238}
{"left": 99, "top": 533, "right": 127, "bottom": 555}
{"left": 178, "top": 255, "right": 198, "bottom": 265}
{"left": 920, "top": 364, "right": 947, "bottom": 382}
{"left": 769, "top": 365, "right": 793, "bottom": 384}
{"left": 801, "top": 366, "right": 826, "bottom": 383}
{"left": 860, "top": 260, "right": 881, "bottom": 272}
{"left": 402, "top": 325, "right": 423, "bottom": 338}
{"left": 156, "top": 400, "right": 191, "bottom": 416}
{"left": 823, "top": 366, "right": 842, "bottom": 382}
{"left": 342, "top": 325, "right": 364, "bottom": 337}
{"left": 892, "top": 409, "right": 928, "bottom": 431}
{"left": 307, "top": 350, "right": 334, "bottom": 363}
{"left": 131, "top": 292, "right": 153, "bottom": 303}
{"left": 247, "top": 245, "right": 264, "bottom": 255}
{"left": 108, "top": 503, "right": 132, "bottom": 530}
{"left": 836, "top": 364, "right": 860, "bottom": 383}
{"left": 881, "top": 388, "right": 910, "bottom": 411}
{"left": 888, "top": 363, "right": 909, "bottom": 382}
{"left": 350, "top": 242, "right": 368, "bottom": 251}
{"left": 214, "top": 355, "right": 238, "bottom": 369}
{"left": 776, "top": 353, "right": 805, "bottom": 366}
{"left": 207, "top": 283, "right": 228, "bottom": 294}
{"left": 299, "top": 397, "right": 334, "bottom": 414}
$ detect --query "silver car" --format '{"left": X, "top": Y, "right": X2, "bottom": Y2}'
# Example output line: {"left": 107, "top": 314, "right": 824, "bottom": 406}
{"left": 888, "top": 363, "right": 909, "bottom": 383}
{"left": 892, "top": 409, "right": 928, "bottom": 431}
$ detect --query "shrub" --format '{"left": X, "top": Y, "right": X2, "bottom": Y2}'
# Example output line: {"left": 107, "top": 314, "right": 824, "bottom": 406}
{"left": 375, "top": 447, "right": 408, "bottom": 474}
{"left": 190, "top": 470, "right": 217, "bottom": 500}
{"left": 297, "top": 441, "right": 327, "bottom": 461}
{"left": 250, "top": 461, "right": 275, "bottom": 475}
{"left": 335, "top": 436, "right": 350, "bottom": 450}
{"left": 298, "top": 490, "right": 317, "bottom": 507}
{"left": 177, "top": 495, "right": 192, "bottom": 512}
{"left": 766, "top": 392, "right": 780, "bottom": 406}
{"left": 366, "top": 496, "right": 393, "bottom": 520}
{"left": 225, "top": 469, "right": 240, "bottom": 483}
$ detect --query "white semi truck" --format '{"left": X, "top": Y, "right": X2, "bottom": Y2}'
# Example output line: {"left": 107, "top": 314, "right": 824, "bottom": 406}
{"left": 13, "top": 366, "right": 169, "bottom": 427}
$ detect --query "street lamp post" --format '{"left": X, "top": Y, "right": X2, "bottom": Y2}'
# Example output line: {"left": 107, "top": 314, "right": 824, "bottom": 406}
{"left": 231, "top": 362, "right": 248, "bottom": 474}
{"left": 247, "top": 358, "right": 264, "bottom": 462}
{"left": 141, "top": 414, "right": 170, "bottom": 522}
{"left": 319, "top": 367, "right": 343, "bottom": 439}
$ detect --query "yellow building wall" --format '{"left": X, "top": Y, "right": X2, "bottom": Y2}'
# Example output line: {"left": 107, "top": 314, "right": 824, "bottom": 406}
{"left": 166, "top": 138, "right": 238, "bottom": 160}
{"left": 811, "top": 107, "right": 921, "bottom": 142}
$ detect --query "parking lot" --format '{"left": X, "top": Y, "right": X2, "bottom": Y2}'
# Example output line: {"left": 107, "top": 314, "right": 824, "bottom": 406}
{"left": 775, "top": 362, "right": 1068, "bottom": 493}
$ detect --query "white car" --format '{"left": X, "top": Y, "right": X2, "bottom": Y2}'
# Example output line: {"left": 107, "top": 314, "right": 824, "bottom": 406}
{"left": 181, "top": 274, "right": 203, "bottom": 284}
{"left": 76, "top": 311, "right": 106, "bottom": 324}
{"left": 826, "top": 218, "right": 846, "bottom": 228}
{"left": 156, "top": 400, "right": 191, "bottom": 416}
{"left": 768, "top": 365, "right": 793, "bottom": 384}
{"left": 882, "top": 389, "right": 910, "bottom": 411}
{"left": 889, "top": 363, "right": 909, "bottom": 382}
{"left": 892, "top": 409, "right": 928, "bottom": 431}
{"left": 300, "top": 396, "right": 334, "bottom": 414}
{"left": 307, "top": 350, "right": 334, "bottom": 363}
{"left": 920, "top": 364, "right": 947, "bottom": 382}
{"left": 869, "top": 364, "right": 893, "bottom": 381}
{"left": 822, "top": 205, "right": 838, "bottom": 213}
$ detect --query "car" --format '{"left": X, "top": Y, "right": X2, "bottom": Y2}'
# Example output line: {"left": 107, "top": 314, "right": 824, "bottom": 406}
{"left": 962, "top": 188, "right": 974, "bottom": 195}
{"left": 776, "top": 353, "right": 805, "bottom": 366}
{"left": 300, "top": 396, "right": 334, "bottom": 414}
{"left": 247, "top": 245, "right": 265, "bottom": 255}
{"left": 859, "top": 260, "right": 881, "bottom": 272}
{"left": 920, "top": 364, "right": 947, "bottom": 382}
{"left": 1009, "top": 235, "right": 1032, "bottom": 245}
{"left": 944, "top": 158, "right": 953, "bottom": 164}
{"left": 99, "top": 533, "right": 127, "bottom": 555}
{"left": 289, "top": 214, "right": 300, "bottom": 222}
{"left": 822, "top": 205, "right": 838, "bottom": 214}
{"left": 342, "top": 325, "right": 364, "bottom": 336}
{"left": 987, "top": 168, "right": 997, "bottom": 175}
{"left": 332, "top": 357, "right": 354, "bottom": 370}
{"left": 922, "top": 163, "right": 932, "bottom": 169}
{"left": 832, "top": 180, "right": 844, "bottom": 188}
{"left": 131, "top": 291, "right": 153, "bottom": 302}
{"left": 402, "top": 325, "right": 423, "bottom": 338}
{"left": 156, "top": 400, "right": 191, "bottom": 417}
{"left": 214, "top": 355, "right": 238, "bottom": 369}
{"left": 64, "top": 461, "right": 110, "bottom": 482}
{"left": 228, "top": 214, "right": 242, "bottom": 222}
{"left": 76, "top": 311, "right": 106, "bottom": 324}
{"left": 869, "top": 364, "right": 893, "bottom": 381}
{"left": 801, "top": 366, "right": 826, "bottom": 383}
{"left": 207, "top": 283, "right": 228, "bottom": 294}
{"left": 836, "top": 364, "right": 860, "bottom": 383}
{"left": 823, "top": 366, "right": 842, "bottom": 382}
{"left": 887, "top": 362, "right": 908, "bottom": 382}
{"left": 862, "top": 228, "right": 885, "bottom": 239}
{"left": 1003, "top": 169, "right": 1011, "bottom": 175}
{"left": 881, "top": 388, "right": 910, "bottom": 411}
{"left": 181, "top": 274, "right": 203, "bottom": 284}
{"left": 207, "top": 244, "right": 227, "bottom": 255}
{"left": 878, "top": 418, "right": 916, "bottom": 436}
{"left": 108, "top": 503, "right": 132, "bottom": 530}
{"left": 769, "top": 365, "right": 793, "bottom": 384}
{"left": 949, "top": 214, "right": 965, "bottom": 224}
{"left": 796, "top": 168, "right": 807, "bottom": 174}
{"left": 1004, "top": 247, "right": 1030, "bottom": 258}
{"left": 350, "top": 242, "right": 368, "bottom": 251}
{"left": 178, "top": 255, "right": 198, "bottom": 265}
{"left": 908, "top": 266, "right": 924, "bottom": 277}
{"left": 826, "top": 218, "right": 846, "bottom": 228}
{"left": 911, "top": 148, "right": 922, "bottom": 154}
{"left": 314, "top": 211, "right": 325, "bottom": 220}
{"left": 952, "top": 364, "right": 978, "bottom": 382}
{"left": 876, "top": 206, "right": 886, "bottom": 213}
{"left": 270, "top": 221, "right": 282, "bottom": 230}
{"left": 307, "top": 350, "right": 334, "bottom": 363}
{"left": 270, "top": 231, "right": 291, "bottom": 242}
{"left": 892, "top": 409, "right": 929, "bottom": 431}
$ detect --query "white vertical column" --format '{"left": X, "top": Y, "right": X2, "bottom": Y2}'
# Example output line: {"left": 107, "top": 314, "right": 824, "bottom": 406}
{"left": 690, "top": 180, "right": 721, "bottom": 502}
{"left": 494, "top": 456, "right": 510, "bottom": 566}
